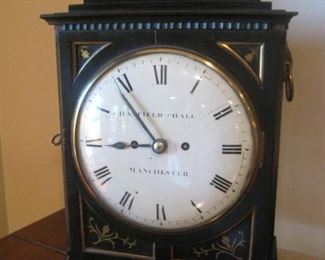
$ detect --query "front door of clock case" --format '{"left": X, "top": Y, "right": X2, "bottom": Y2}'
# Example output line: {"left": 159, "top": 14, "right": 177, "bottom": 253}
{"left": 56, "top": 25, "right": 286, "bottom": 260}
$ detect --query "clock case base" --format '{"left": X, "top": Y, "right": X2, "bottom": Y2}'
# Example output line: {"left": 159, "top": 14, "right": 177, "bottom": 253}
{"left": 42, "top": 1, "right": 296, "bottom": 259}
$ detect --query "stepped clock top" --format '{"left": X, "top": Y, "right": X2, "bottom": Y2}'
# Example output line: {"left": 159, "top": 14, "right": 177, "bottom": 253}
{"left": 41, "top": 0, "right": 296, "bottom": 25}
{"left": 69, "top": 0, "right": 272, "bottom": 11}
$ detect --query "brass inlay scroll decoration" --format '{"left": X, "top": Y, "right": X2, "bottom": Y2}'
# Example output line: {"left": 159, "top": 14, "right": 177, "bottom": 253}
{"left": 193, "top": 231, "right": 246, "bottom": 259}
{"left": 72, "top": 42, "right": 110, "bottom": 79}
{"left": 88, "top": 217, "right": 137, "bottom": 249}
{"left": 244, "top": 49, "right": 258, "bottom": 63}
{"left": 80, "top": 47, "right": 91, "bottom": 60}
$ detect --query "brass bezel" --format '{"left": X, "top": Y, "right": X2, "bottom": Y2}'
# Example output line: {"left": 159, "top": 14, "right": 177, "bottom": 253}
{"left": 71, "top": 46, "right": 262, "bottom": 234}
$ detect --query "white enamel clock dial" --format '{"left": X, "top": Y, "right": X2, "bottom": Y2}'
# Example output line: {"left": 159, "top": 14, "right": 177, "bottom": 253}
{"left": 72, "top": 48, "right": 259, "bottom": 232}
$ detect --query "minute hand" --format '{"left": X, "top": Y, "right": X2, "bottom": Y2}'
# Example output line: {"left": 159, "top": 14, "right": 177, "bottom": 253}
{"left": 113, "top": 79, "right": 156, "bottom": 142}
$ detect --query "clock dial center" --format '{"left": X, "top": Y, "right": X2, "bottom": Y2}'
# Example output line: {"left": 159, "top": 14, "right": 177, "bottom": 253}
{"left": 152, "top": 138, "right": 168, "bottom": 154}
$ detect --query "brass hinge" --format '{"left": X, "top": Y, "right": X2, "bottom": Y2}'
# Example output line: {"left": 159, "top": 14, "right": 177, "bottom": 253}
{"left": 51, "top": 133, "right": 62, "bottom": 146}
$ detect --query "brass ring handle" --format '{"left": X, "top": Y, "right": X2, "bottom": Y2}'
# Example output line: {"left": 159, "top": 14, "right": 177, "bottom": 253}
{"left": 284, "top": 44, "right": 295, "bottom": 102}
{"left": 284, "top": 63, "right": 294, "bottom": 102}
{"left": 51, "top": 133, "right": 62, "bottom": 146}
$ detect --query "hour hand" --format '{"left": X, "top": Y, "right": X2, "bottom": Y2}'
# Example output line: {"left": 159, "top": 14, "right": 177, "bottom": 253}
{"left": 105, "top": 141, "right": 151, "bottom": 149}
{"left": 106, "top": 142, "right": 128, "bottom": 149}
{"left": 130, "top": 141, "right": 151, "bottom": 148}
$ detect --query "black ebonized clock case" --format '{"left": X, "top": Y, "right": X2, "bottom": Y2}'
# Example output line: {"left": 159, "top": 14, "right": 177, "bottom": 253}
{"left": 42, "top": 1, "right": 296, "bottom": 259}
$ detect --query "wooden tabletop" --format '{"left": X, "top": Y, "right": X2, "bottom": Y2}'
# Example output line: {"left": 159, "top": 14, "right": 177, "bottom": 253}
{"left": 0, "top": 210, "right": 67, "bottom": 260}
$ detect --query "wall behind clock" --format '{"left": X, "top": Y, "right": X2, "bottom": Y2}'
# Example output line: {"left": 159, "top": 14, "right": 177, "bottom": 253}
{"left": 0, "top": 0, "right": 324, "bottom": 259}
{"left": 270, "top": 0, "right": 325, "bottom": 259}
{"left": 0, "top": 0, "right": 82, "bottom": 238}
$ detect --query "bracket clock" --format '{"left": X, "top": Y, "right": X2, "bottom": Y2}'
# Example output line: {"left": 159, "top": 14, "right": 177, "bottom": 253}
{"left": 42, "top": 1, "right": 297, "bottom": 259}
